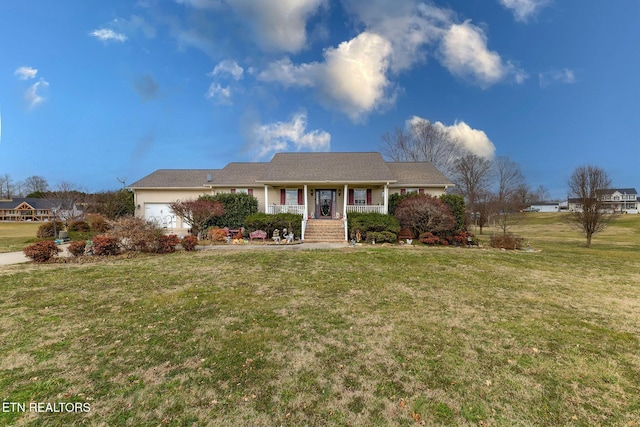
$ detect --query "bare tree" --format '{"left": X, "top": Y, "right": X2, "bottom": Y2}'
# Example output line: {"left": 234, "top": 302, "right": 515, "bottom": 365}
{"left": 23, "top": 175, "right": 50, "bottom": 195}
{"left": 0, "top": 173, "right": 16, "bottom": 199}
{"left": 381, "top": 119, "right": 467, "bottom": 177}
{"left": 567, "top": 165, "right": 613, "bottom": 247}
{"left": 451, "top": 154, "right": 493, "bottom": 216}
{"left": 494, "top": 157, "right": 525, "bottom": 205}
{"left": 169, "top": 199, "right": 224, "bottom": 240}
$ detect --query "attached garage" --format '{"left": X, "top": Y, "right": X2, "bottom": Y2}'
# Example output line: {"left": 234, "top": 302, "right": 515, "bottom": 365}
{"left": 144, "top": 203, "right": 177, "bottom": 229}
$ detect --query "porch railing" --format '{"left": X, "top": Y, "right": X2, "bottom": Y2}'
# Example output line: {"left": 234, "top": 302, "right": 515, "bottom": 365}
{"left": 266, "top": 204, "right": 306, "bottom": 215}
{"left": 345, "top": 205, "right": 385, "bottom": 214}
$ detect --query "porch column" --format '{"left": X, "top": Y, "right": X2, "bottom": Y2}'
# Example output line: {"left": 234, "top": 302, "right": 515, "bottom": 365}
{"left": 384, "top": 183, "right": 389, "bottom": 214}
{"left": 303, "top": 184, "right": 308, "bottom": 241}
{"left": 264, "top": 185, "right": 269, "bottom": 213}
{"left": 343, "top": 184, "right": 348, "bottom": 219}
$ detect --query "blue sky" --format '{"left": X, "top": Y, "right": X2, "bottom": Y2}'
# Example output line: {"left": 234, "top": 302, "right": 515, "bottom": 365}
{"left": 1, "top": 0, "right": 638, "bottom": 198}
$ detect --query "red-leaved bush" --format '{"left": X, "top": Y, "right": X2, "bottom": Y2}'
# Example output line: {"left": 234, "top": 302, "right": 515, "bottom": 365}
{"left": 92, "top": 236, "right": 120, "bottom": 256}
{"left": 394, "top": 195, "right": 456, "bottom": 239}
{"left": 23, "top": 241, "right": 61, "bottom": 262}
{"left": 67, "top": 240, "right": 88, "bottom": 257}
{"left": 155, "top": 235, "right": 180, "bottom": 254}
{"left": 181, "top": 235, "right": 198, "bottom": 251}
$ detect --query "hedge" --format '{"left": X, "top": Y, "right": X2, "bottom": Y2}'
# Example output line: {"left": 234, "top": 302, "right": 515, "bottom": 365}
{"left": 244, "top": 213, "right": 303, "bottom": 238}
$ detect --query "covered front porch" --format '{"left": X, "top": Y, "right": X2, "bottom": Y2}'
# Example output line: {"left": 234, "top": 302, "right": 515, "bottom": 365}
{"left": 263, "top": 183, "right": 390, "bottom": 240}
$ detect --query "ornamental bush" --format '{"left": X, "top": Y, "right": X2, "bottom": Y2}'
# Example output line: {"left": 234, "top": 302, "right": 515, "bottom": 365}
{"left": 244, "top": 213, "right": 303, "bottom": 238}
{"left": 348, "top": 213, "right": 400, "bottom": 241}
{"left": 92, "top": 236, "right": 120, "bottom": 256}
{"left": 394, "top": 195, "right": 456, "bottom": 238}
{"left": 23, "top": 240, "right": 60, "bottom": 262}
{"left": 68, "top": 220, "right": 91, "bottom": 232}
{"left": 365, "top": 231, "right": 398, "bottom": 244}
{"left": 207, "top": 227, "right": 229, "bottom": 242}
{"left": 155, "top": 235, "right": 180, "bottom": 254}
{"left": 67, "top": 240, "right": 88, "bottom": 257}
{"left": 181, "top": 235, "right": 198, "bottom": 251}
{"left": 36, "top": 221, "right": 64, "bottom": 238}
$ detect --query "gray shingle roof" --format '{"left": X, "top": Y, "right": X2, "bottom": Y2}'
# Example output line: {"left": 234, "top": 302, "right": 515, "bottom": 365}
{"left": 129, "top": 152, "right": 453, "bottom": 189}
{"left": 0, "top": 198, "right": 57, "bottom": 210}
{"left": 128, "top": 169, "right": 220, "bottom": 188}
{"left": 207, "top": 162, "right": 267, "bottom": 187}
{"left": 256, "top": 152, "right": 396, "bottom": 183}
{"left": 385, "top": 162, "right": 453, "bottom": 187}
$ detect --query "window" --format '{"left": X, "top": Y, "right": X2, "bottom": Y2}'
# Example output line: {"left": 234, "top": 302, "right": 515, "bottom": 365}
{"left": 285, "top": 189, "right": 299, "bottom": 205}
{"left": 354, "top": 189, "right": 367, "bottom": 205}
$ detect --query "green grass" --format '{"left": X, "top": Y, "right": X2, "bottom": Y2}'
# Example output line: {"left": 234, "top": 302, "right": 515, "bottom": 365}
{"left": 0, "top": 222, "right": 41, "bottom": 252}
{"left": 1, "top": 214, "right": 639, "bottom": 425}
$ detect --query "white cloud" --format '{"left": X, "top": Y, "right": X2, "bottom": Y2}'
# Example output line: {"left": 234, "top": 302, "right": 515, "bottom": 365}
{"left": 443, "top": 120, "right": 496, "bottom": 159}
{"left": 259, "top": 32, "right": 394, "bottom": 122}
{"left": 14, "top": 66, "right": 38, "bottom": 80}
{"left": 205, "top": 83, "right": 232, "bottom": 104}
{"left": 90, "top": 28, "right": 128, "bottom": 42}
{"left": 408, "top": 116, "right": 496, "bottom": 159}
{"left": 340, "top": 0, "right": 450, "bottom": 73}
{"left": 438, "top": 20, "right": 526, "bottom": 88}
{"left": 249, "top": 111, "right": 330, "bottom": 159}
{"left": 499, "top": 0, "right": 550, "bottom": 23}
{"left": 226, "top": 0, "right": 326, "bottom": 53}
{"left": 210, "top": 60, "right": 244, "bottom": 81}
{"left": 25, "top": 78, "right": 49, "bottom": 109}
{"left": 539, "top": 68, "right": 576, "bottom": 87}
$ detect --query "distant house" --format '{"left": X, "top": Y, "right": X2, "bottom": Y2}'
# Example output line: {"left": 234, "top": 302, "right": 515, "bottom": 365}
{"left": 568, "top": 188, "right": 638, "bottom": 214}
{"left": 128, "top": 152, "right": 454, "bottom": 240}
{"left": 0, "top": 198, "right": 83, "bottom": 222}
{"left": 529, "top": 202, "right": 560, "bottom": 213}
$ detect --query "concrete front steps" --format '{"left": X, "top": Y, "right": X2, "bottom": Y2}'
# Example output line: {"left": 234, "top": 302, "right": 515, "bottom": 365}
{"left": 304, "top": 219, "right": 346, "bottom": 242}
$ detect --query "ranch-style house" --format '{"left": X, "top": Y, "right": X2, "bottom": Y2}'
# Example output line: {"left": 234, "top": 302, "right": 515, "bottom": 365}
{"left": 128, "top": 152, "right": 454, "bottom": 241}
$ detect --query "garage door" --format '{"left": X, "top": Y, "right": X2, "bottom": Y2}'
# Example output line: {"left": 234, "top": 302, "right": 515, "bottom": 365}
{"left": 144, "top": 203, "right": 177, "bottom": 229}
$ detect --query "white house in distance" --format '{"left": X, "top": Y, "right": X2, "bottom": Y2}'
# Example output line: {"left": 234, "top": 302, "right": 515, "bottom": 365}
{"left": 568, "top": 188, "right": 638, "bottom": 214}
{"left": 128, "top": 152, "right": 454, "bottom": 240}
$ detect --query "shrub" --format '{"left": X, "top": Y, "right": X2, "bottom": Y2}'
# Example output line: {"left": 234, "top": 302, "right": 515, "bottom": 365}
{"left": 23, "top": 240, "right": 60, "bottom": 262}
{"left": 36, "top": 221, "right": 64, "bottom": 238}
{"left": 490, "top": 233, "right": 524, "bottom": 250}
{"left": 201, "top": 193, "right": 259, "bottom": 230}
{"left": 348, "top": 213, "right": 400, "bottom": 241}
{"left": 365, "top": 231, "right": 398, "bottom": 244}
{"left": 395, "top": 195, "right": 456, "bottom": 238}
{"left": 156, "top": 235, "right": 180, "bottom": 254}
{"left": 86, "top": 214, "right": 109, "bottom": 233}
{"left": 419, "top": 232, "right": 441, "bottom": 245}
{"left": 68, "top": 240, "right": 88, "bottom": 257}
{"left": 92, "top": 236, "right": 120, "bottom": 256}
{"left": 440, "top": 194, "right": 466, "bottom": 231}
{"left": 181, "top": 235, "right": 198, "bottom": 251}
{"left": 68, "top": 220, "right": 91, "bottom": 232}
{"left": 208, "top": 227, "right": 228, "bottom": 242}
{"left": 106, "top": 216, "right": 164, "bottom": 252}
{"left": 244, "top": 213, "right": 303, "bottom": 238}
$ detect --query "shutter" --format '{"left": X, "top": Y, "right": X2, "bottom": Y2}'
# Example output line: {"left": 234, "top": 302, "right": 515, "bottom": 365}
{"left": 348, "top": 189, "right": 355, "bottom": 205}
{"left": 280, "top": 189, "right": 286, "bottom": 205}
{"left": 419, "top": 189, "right": 424, "bottom": 194}
{"left": 298, "top": 189, "right": 303, "bottom": 205}
{"left": 366, "top": 189, "right": 372, "bottom": 205}
{"left": 248, "top": 188, "right": 253, "bottom": 196}
{"left": 400, "top": 189, "right": 406, "bottom": 195}
{"left": 231, "top": 188, "right": 236, "bottom": 194}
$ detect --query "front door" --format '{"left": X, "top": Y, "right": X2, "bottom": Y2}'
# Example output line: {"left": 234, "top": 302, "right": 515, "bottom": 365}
{"left": 316, "top": 190, "right": 334, "bottom": 218}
